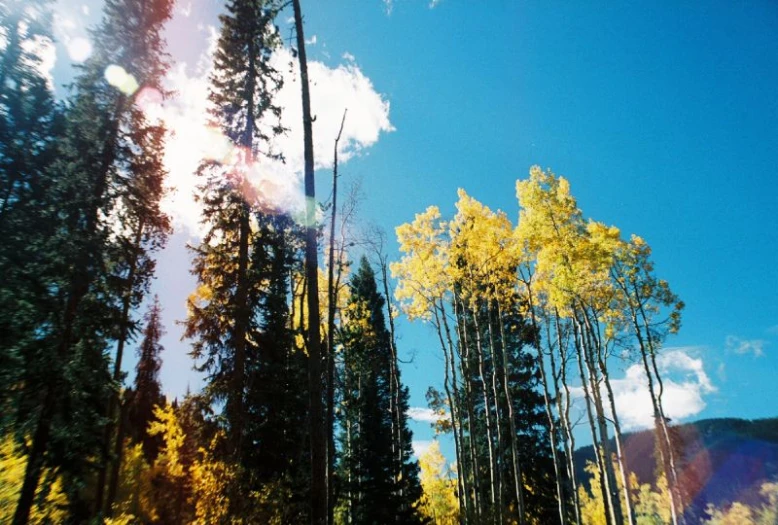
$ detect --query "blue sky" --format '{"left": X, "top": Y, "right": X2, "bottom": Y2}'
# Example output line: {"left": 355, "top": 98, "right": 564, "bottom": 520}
{"left": 48, "top": 0, "right": 778, "bottom": 457}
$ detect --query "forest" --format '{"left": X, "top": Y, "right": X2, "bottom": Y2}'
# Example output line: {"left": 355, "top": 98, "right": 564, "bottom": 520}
{"left": 1, "top": 0, "right": 776, "bottom": 524}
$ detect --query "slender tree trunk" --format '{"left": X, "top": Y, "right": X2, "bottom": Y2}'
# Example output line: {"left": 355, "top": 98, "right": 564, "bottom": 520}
{"left": 445, "top": 297, "right": 479, "bottom": 521}
{"left": 577, "top": 309, "right": 622, "bottom": 525}
{"left": 483, "top": 302, "right": 504, "bottom": 524}
{"left": 468, "top": 302, "right": 498, "bottom": 520}
{"left": 523, "top": 284, "right": 568, "bottom": 525}
{"left": 579, "top": 304, "right": 635, "bottom": 525}
{"left": 12, "top": 382, "right": 56, "bottom": 525}
{"left": 443, "top": 313, "right": 469, "bottom": 524}
{"left": 326, "top": 110, "right": 346, "bottom": 525}
{"left": 638, "top": 300, "right": 685, "bottom": 525}
{"left": 379, "top": 253, "right": 405, "bottom": 513}
{"left": 572, "top": 316, "right": 613, "bottom": 525}
{"left": 496, "top": 302, "right": 527, "bottom": 525}
{"left": 346, "top": 415, "right": 353, "bottom": 525}
{"left": 599, "top": 352, "right": 635, "bottom": 525}
{"left": 453, "top": 294, "right": 482, "bottom": 521}
{"left": 432, "top": 304, "right": 467, "bottom": 523}
{"left": 634, "top": 319, "right": 679, "bottom": 525}
{"left": 106, "top": 394, "right": 129, "bottom": 518}
{"left": 581, "top": 305, "right": 635, "bottom": 525}
{"left": 539, "top": 339, "right": 568, "bottom": 525}
{"left": 292, "top": 2, "right": 326, "bottom": 522}
{"left": 99, "top": 220, "right": 145, "bottom": 517}
{"left": 554, "top": 313, "right": 581, "bottom": 525}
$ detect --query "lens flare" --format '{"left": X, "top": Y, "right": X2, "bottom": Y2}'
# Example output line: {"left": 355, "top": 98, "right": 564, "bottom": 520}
{"left": 134, "top": 86, "right": 164, "bottom": 115}
{"left": 67, "top": 37, "right": 92, "bottom": 63}
{"left": 104, "top": 64, "right": 139, "bottom": 95}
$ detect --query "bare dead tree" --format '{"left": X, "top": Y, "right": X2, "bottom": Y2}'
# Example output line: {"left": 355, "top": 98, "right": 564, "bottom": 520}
{"left": 291, "top": 1, "right": 326, "bottom": 521}
{"left": 326, "top": 109, "right": 346, "bottom": 525}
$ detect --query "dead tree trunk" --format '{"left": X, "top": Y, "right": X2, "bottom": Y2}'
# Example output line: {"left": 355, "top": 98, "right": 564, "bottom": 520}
{"left": 292, "top": 1, "right": 326, "bottom": 522}
{"left": 325, "top": 109, "right": 346, "bottom": 525}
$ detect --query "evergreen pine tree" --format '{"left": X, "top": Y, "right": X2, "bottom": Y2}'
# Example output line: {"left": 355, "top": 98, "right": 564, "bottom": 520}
{"left": 183, "top": 0, "right": 308, "bottom": 518}
{"left": 0, "top": 0, "right": 60, "bottom": 432}
{"left": 9, "top": 0, "right": 173, "bottom": 520}
{"left": 245, "top": 213, "right": 310, "bottom": 522}
{"left": 502, "top": 305, "right": 561, "bottom": 523}
{"left": 337, "top": 257, "right": 425, "bottom": 524}
{"left": 127, "top": 295, "right": 166, "bottom": 462}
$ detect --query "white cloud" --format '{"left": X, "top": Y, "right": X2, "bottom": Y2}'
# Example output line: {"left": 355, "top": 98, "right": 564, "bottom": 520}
{"left": 726, "top": 335, "right": 765, "bottom": 357}
{"left": 305, "top": 34, "right": 317, "bottom": 45}
{"left": 153, "top": 40, "right": 393, "bottom": 237}
{"left": 412, "top": 440, "right": 433, "bottom": 458}
{"left": 571, "top": 349, "right": 715, "bottom": 431}
{"left": 408, "top": 407, "right": 449, "bottom": 423}
{"left": 270, "top": 47, "right": 395, "bottom": 170}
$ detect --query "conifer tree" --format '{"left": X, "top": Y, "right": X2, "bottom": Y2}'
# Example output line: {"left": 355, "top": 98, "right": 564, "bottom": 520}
{"left": 184, "top": 1, "right": 312, "bottom": 518}
{"left": 127, "top": 296, "right": 166, "bottom": 462}
{"left": 185, "top": 0, "right": 283, "bottom": 450}
{"left": 0, "top": 0, "right": 60, "bottom": 432}
{"left": 10, "top": 0, "right": 173, "bottom": 520}
{"left": 337, "top": 257, "right": 424, "bottom": 524}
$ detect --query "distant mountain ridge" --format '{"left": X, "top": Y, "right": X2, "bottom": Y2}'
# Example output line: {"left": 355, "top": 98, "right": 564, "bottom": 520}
{"left": 573, "top": 417, "right": 778, "bottom": 518}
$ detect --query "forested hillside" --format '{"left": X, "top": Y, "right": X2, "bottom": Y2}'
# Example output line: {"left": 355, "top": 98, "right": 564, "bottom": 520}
{"left": 574, "top": 418, "right": 778, "bottom": 523}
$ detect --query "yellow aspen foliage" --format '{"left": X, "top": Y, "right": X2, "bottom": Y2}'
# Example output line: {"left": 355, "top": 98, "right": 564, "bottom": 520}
{"left": 703, "top": 480, "right": 778, "bottom": 525}
{"left": 110, "top": 440, "right": 156, "bottom": 522}
{"left": 630, "top": 472, "right": 672, "bottom": 525}
{"left": 612, "top": 234, "right": 685, "bottom": 337}
{"left": 145, "top": 403, "right": 237, "bottom": 523}
{"left": 578, "top": 461, "right": 608, "bottom": 525}
{"left": 449, "top": 189, "right": 518, "bottom": 306}
{"left": 291, "top": 269, "right": 352, "bottom": 352}
{"left": 705, "top": 502, "right": 756, "bottom": 525}
{"left": 148, "top": 404, "right": 188, "bottom": 479}
{"left": 0, "top": 435, "right": 68, "bottom": 524}
{"left": 190, "top": 435, "right": 235, "bottom": 525}
{"left": 392, "top": 206, "right": 451, "bottom": 321}
{"left": 417, "top": 440, "right": 460, "bottom": 525}
{"left": 516, "top": 167, "right": 623, "bottom": 317}
{"left": 579, "top": 460, "right": 644, "bottom": 525}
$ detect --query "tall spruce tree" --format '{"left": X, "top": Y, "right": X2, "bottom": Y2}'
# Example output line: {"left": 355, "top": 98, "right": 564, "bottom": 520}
{"left": 0, "top": 0, "right": 61, "bottom": 431}
{"left": 244, "top": 213, "right": 310, "bottom": 522}
{"left": 126, "top": 295, "right": 166, "bottom": 462}
{"left": 9, "top": 0, "right": 173, "bottom": 520}
{"left": 337, "top": 257, "right": 424, "bottom": 524}
{"left": 183, "top": 0, "right": 310, "bottom": 519}
{"left": 501, "top": 304, "right": 561, "bottom": 523}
